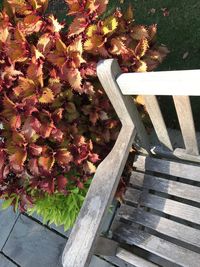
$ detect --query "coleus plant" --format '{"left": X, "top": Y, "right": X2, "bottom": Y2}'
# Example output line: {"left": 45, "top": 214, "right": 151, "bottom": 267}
{"left": 0, "top": 0, "right": 168, "bottom": 226}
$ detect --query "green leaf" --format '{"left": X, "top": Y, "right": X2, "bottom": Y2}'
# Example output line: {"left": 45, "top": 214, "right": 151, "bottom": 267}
{"left": 1, "top": 197, "right": 15, "bottom": 210}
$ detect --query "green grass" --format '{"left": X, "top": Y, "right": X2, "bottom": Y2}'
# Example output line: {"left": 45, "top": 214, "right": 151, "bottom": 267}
{"left": 126, "top": 0, "right": 200, "bottom": 71}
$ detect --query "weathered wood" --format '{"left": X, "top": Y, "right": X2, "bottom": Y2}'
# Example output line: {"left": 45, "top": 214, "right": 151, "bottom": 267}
{"left": 125, "top": 188, "right": 200, "bottom": 225}
{"left": 62, "top": 59, "right": 149, "bottom": 267}
{"left": 89, "top": 256, "right": 115, "bottom": 267}
{"left": 113, "top": 223, "right": 200, "bottom": 267}
{"left": 151, "top": 146, "right": 200, "bottom": 163}
{"left": 94, "top": 237, "right": 118, "bottom": 256}
{"left": 173, "top": 96, "right": 199, "bottom": 155}
{"left": 62, "top": 126, "right": 136, "bottom": 267}
{"left": 63, "top": 59, "right": 200, "bottom": 267}
{"left": 133, "top": 155, "right": 200, "bottom": 182}
{"left": 118, "top": 205, "right": 200, "bottom": 249}
{"left": 102, "top": 255, "right": 134, "bottom": 267}
{"left": 116, "top": 70, "right": 200, "bottom": 96}
{"left": 143, "top": 96, "right": 173, "bottom": 151}
{"left": 97, "top": 59, "right": 150, "bottom": 152}
{"left": 130, "top": 171, "right": 200, "bottom": 203}
{"left": 173, "top": 148, "right": 200, "bottom": 162}
{"left": 116, "top": 248, "right": 158, "bottom": 267}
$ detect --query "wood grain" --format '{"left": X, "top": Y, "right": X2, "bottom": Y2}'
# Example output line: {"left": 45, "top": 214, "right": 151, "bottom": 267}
{"left": 133, "top": 155, "right": 200, "bottom": 181}
{"left": 125, "top": 188, "right": 200, "bottom": 225}
{"left": 113, "top": 223, "right": 200, "bottom": 267}
{"left": 118, "top": 204, "right": 200, "bottom": 250}
{"left": 144, "top": 95, "right": 173, "bottom": 151}
{"left": 62, "top": 126, "right": 135, "bottom": 267}
{"left": 116, "top": 248, "right": 158, "bottom": 267}
{"left": 130, "top": 171, "right": 200, "bottom": 203}
{"left": 173, "top": 96, "right": 199, "bottom": 155}
{"left": 62, "top": 59, "right": 148, "bottom": 267}
{"left": 116, "top": 70, "right": 200, "bottom": 96}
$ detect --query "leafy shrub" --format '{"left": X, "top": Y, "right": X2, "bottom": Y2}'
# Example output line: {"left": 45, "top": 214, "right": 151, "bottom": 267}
{"left": 0, "top": 0, "right": 168, "bottom": 228}
{"left": 28, "top": 178, "right": 91, "bottom": 230}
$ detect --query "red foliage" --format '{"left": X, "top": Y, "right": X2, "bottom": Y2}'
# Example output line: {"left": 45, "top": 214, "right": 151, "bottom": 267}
{"left": 0, "top": 0, "right": 168, "bottom": 210}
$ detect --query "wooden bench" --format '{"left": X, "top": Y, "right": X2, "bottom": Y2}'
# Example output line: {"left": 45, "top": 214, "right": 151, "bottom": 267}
{"left": 62, "top": 59, "right": 200, "bottom": 267}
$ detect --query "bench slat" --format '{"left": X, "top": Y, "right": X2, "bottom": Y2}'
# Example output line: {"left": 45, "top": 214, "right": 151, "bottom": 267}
{"left": 118, "top": 205, "right": 200, "bottom": 249}
{"left": 125, "top": 188, "right": 200, "bottom": 225}
{"left": 114, "top": 224, "right": 200, "bottom": 267}
{"left": 116, "top": 248, "right": 158, "bottom": 267}
{"left": 133, "top": 155, "right": 200, "bottom": 181}
{"left": 130, "top": 171, "right": 200, "bottom": 203}
{"left": 116, "top": 70, "right": 200, "bottom": 96}
{"left": 143, "top": 96, "right": 173, "bottom": 151}
{"left": 173, "top": 96, "right": 199, "bottom": 156}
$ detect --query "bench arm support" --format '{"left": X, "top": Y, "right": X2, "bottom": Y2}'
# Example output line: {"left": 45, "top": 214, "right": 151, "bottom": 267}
{"left": 62, "top": 126, "right": 136, "bottom": 267}
{"left": 62, "top": 59, "right": 148, "bottom": 266}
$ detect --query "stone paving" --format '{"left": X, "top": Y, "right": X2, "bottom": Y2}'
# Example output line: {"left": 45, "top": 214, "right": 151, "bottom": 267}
{"left": 0, "top": 201, "right": 121, "bottom": 267}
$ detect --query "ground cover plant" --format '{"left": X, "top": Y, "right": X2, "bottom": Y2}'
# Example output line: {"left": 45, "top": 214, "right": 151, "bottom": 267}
{"left": 0, "top": 0, "right": 167, "bottom": 230}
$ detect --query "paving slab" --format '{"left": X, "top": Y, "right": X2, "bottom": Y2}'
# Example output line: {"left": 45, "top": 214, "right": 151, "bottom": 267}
{"left": 3, "top": 215, "right": 66, "bottom": 267}
{"left": 0, "top": 201, "right": 19, "bottom": 250}
{"left": 0, "top": 254, "right": 18, "bottom": 267}
{"left": 48, "top": 223, "right": 71, "bottom": 238}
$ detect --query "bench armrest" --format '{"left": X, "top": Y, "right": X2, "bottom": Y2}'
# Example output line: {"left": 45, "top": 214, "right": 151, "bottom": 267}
{"left": 62, "top": 126, "right": 136, "bottom": 267}
{"left": 62, "top": 59, "right": 149, "bottom": 267}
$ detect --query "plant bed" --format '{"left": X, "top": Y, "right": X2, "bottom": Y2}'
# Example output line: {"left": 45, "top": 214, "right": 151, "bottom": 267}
{"left": 0, "top": 0, "right": 166, "bottom": 231}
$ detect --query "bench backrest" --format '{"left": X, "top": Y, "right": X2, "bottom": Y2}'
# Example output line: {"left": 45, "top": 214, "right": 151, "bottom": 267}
{"left": 97, "top": 59, "right": 200, "bottom": 163}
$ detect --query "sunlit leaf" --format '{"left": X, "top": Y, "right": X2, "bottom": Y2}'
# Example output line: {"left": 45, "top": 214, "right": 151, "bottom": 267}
{"left": 83, "top": 160, "right": 96, "bottom": 174}
{"left": 67, "top": 36, "right": 83, "bottom": 54}
{"left": 65, "top": 0, "right": 81, "bottom": 15}
{"left": 84, "top": 35, "right": 104, "bottom": 51}
{"left": 7, "top": 41, "right": 28, "bottom": 62}
{"left": 48, "top": 15, "right": 64, "bottom": 33}
{"left": 86, "top": 25, "right": 97, "bottom": 37}
{"left": 29, "top": 144, "right": 43, "bottom": 156}
{"left": 102, "top": 16, "right": 118, "bottom": 35}
{"left": 39, "top": 88, "right": 54, "bottom": 103}
{"left": 95, "top": 0, "right": 108, "bottom": 16}
{"left": 56, "top": 149, "right": 73, "bottom": 166}
{"left": 9, "top": 147, "right": 27, "bottom": 173}
{"left": 135, "top": 38, "right": 149, "bottom": 58}
{"left": 109, "top": 37, "right": 129, "bottom": 55}
{"left": 31, "top": 46, "right": 45, "bottom": 61}
{"left": 37, "top": 33, "right": 53, "bottom": 55}
{"left": 38, "top": 155, "right": 55, "bottom": 173}
{"left": 148, "top": 24, "right": 157, "bottom": 42}
{"left": 12, "top": 131, "right": 26, "bottom": 145}
{"left": 6, "top": 0, "right": 32, "bottom": 16}
{"left": 68, "top": 16, "right": 87, "bottom": 37}
{"left": 1, "top": 65, "right": 23, "bottom": 80}
{"left": 20, "top": 14, "right": 43, "bottom": 35}
{"left": 62, "top": 67, "right": 82, "bottom": 91}
{"left": 27, "top": 62, "right": 44, "bottom": 87}
{"left": 13, "top": 77, "right": 36, "bottom": 97}
{"left": 10, "top": 114, "right": 21, "bottom": 130}
{"left": 131, "top": 25, "right": 149, "bottom": 40}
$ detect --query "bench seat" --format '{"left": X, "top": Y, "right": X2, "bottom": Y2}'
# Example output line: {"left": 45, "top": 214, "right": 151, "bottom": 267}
{"left": 111, "top": 155, "right": 200, "bottom": 267}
